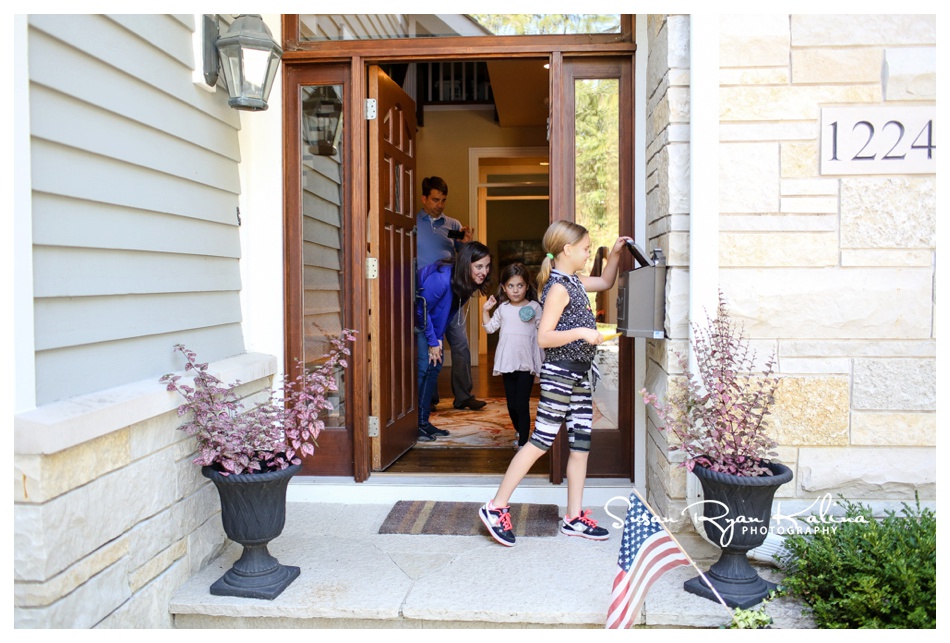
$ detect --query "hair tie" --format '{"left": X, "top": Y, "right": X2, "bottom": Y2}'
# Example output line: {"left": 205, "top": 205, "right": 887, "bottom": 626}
{"left": 545, "top": 253, "right": 554, "bottom": 260}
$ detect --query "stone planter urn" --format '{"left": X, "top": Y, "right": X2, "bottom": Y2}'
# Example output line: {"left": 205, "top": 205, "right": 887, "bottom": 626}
{"left": 202, "top": 463, "right": 301, "bottom": 599}
{"left": 684, "top": 461, "right": 793, "bottom": 609}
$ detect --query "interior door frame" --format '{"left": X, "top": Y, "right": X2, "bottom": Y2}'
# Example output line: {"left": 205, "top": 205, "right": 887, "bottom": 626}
{"left": 468, "top": 146, "right": 550, "bottom": 361}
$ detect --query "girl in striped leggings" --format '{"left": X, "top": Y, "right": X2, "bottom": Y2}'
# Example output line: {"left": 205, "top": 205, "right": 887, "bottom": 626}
{"left": 479, "top": 221, "right": 632, "bottom": 547}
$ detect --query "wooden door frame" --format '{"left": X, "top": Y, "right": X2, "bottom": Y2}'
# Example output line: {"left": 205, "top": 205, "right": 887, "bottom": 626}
{"left": 467, "top": 146, "right": 549, "bottom": 362}
{"left": 281, "top": 18, "right": 638, "bottom": 483}
{"left": 281, "top": 16, "right": 636, "bottom": 59}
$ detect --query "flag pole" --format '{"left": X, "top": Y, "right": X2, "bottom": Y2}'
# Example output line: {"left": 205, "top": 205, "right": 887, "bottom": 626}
{"left": 629, "top": 488, "right": 738, "bottom": 625}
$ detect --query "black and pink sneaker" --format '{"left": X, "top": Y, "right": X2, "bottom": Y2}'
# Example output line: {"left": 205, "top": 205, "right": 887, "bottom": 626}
{"left": 479, "top": 500, "right": 516, "bottom": 546}
{"left": 561, "top": 510, "right": 609, "bottom": 540}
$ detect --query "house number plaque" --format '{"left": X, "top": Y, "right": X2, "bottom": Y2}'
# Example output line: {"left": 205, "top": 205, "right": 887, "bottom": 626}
{"left": 820, "top": 105, "right": 935, "bottom": 175}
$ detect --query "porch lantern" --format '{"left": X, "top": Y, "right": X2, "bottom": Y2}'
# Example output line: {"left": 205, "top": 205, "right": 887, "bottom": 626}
{"left": 207, "top": 14, "right": 282, "bottom": 111}
{"left": 302, "top": 86, "right": 343, "bottom": 156}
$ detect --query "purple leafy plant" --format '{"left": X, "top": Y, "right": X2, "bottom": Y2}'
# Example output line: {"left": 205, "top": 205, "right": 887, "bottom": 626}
{"left": 160, "top": 329, "right": 357, "bottom": 475}
{"left": 640, "top": 292, "right": 780, "bottom": 477}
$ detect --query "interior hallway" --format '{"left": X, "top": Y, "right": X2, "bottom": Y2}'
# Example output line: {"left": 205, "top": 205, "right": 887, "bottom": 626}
{"left": 385, "top": 349, "right": 550, "bottom": 475}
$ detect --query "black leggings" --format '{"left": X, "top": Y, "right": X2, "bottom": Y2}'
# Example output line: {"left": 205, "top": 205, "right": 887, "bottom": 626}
{"left": 502, "top": 370, "right": 535, "bottom": 446}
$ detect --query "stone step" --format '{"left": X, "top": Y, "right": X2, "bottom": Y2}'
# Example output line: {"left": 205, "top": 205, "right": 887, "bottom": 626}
{"left": 169, "top": 502, "right": 814, "bottom": 629}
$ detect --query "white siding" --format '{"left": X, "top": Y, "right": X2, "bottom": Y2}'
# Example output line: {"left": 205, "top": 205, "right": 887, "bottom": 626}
{"left": 28, "top": 14, "right": 245, "bottom": 404}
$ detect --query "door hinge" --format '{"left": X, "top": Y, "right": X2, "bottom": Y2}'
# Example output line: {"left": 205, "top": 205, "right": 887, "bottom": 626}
{"left": 368, "top": 416, "right": 380, "bottom": 437}
{"left": 365, "top": 98, "right": 377, "bottom": 120}
{"left": 366, "top": 257, "right": 378, "bottom": 279}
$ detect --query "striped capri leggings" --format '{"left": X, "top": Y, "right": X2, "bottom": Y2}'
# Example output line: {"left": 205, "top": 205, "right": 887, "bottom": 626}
{"left": 528, "top": 360, "right": 594, "bottom": 453}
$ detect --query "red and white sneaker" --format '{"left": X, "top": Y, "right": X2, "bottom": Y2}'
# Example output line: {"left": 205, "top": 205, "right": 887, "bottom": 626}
{"left": 561, "top": 509, "right": 609, "bottom": 540}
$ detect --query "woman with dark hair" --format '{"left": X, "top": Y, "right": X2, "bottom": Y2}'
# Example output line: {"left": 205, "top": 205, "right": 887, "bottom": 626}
{"left": 415, "top": 242, "right": 492, "bottom": 441}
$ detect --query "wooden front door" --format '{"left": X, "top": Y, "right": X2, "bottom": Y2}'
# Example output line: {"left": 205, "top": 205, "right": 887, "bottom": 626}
{"left": 367, "top": 66, "right": 419, "bottom": 470}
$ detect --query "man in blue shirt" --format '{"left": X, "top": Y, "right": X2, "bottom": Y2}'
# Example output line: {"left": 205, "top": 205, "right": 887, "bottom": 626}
{"left": 416, "top": 176, "right": 486, "bottom": 411}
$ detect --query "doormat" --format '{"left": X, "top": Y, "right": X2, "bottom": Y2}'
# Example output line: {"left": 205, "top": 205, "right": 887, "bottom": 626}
{"left": 378, "top": 500, "right": 561, "bottom": 537}
{"left": 416, "top": 397, "right": 537, "bottom": 449}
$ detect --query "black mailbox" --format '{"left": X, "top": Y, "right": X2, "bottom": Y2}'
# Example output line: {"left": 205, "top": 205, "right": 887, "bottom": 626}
{"left": 616, "top": 242, "right": 666, "bottom": 339}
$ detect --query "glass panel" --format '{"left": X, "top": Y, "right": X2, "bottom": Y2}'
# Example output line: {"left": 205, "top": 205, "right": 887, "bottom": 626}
{"left": 574, "top": 77, "right": 619, "bottom": 431}
{"left": 574, "top": 78, "right": 619, "bottom": 274}
{"left": 240, "top": 48, "right": 272, "bottom": 96}
{"left": 300, "top": 84, "right": 347, "bottom": 427}
{"left": 471, "top": 15, "right": 620, "bottom": 36}
{"left": 298, "top": 14, "right": 620, "bottom": 41}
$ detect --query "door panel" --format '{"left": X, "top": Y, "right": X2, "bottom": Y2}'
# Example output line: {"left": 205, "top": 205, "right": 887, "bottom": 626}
{"left": 368, "top": 66, "right": 419, "bottom": 470}
{"left": 285, "top": 64, "right": 359, "bottom": 477}
{"left": 551, "top": 56, "right": 635, "bottom": 480}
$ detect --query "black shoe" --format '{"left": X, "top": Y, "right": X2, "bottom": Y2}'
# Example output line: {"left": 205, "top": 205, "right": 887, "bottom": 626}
{"left": 454, "top": 397, "right": 487, "bottom": 411}
{"left": 424, "top": 422, "right": 449, "bottom": 437}
{"left": 417, "top": 426, "right": 436, "bottom": 442}
{"left": 479, "top": 501, "right": 516, "bottom": 547}
{"left": 560, "top": 510, "right": 609, "bottom": 540}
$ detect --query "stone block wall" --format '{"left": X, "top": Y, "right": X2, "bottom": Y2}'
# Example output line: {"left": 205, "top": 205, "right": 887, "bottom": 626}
{"left": 14, "top": 354, "right": 277, "bottom": 627}
{"left": 643, "top": 14, "right": 935, "bottom": 521}
{"left": 643, "top": 14, "right": 692, "bottom": 521}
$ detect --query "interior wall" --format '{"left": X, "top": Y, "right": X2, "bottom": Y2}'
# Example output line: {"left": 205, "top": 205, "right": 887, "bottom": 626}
{"left": 487, "top": 199, "right": 549, "bottom": 267}
{"left": 415, "top": 107, "right": 547, "bottom": 228}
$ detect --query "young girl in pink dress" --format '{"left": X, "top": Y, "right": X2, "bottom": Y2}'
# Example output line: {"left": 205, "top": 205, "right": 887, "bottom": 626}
{"left": 481, "top": 263, "right": 544, "bottom": 447}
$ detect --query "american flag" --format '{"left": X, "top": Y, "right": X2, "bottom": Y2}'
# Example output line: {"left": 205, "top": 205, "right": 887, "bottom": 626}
{"left": 606, "top": 492, "right": 690, "bottom": 629}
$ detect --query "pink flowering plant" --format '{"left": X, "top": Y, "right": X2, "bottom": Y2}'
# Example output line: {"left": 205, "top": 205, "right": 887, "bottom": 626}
{"left": 161, "top": 329, "right": 356, "bottom": 475}
{"left": 640, "top": 293, "right": 780, "bottom": 477}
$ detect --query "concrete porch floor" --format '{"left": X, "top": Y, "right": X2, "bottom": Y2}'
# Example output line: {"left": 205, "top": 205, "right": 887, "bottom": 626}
{"left": 169, "top": 481, "right": 815, "bottom": 629}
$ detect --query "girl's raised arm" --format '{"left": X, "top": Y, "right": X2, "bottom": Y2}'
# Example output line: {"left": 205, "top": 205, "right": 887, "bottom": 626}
{"left": 482, "top": 295, "right": 500, "bottom": 333}
{"left": 579, "top": 236, "right": 633, "bottom": 293}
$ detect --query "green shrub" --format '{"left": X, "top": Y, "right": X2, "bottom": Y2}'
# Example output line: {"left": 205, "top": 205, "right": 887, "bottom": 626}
{"left": 779, "top": 496, "right": 936, "bottom": 629}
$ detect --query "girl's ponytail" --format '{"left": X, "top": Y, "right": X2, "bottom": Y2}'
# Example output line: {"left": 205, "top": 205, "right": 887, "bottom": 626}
{"left": 536, "top": 254, "right": 554, "bottom": 294}
{"left": 537, "top": 220, "right": 589, "bottom": 293}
